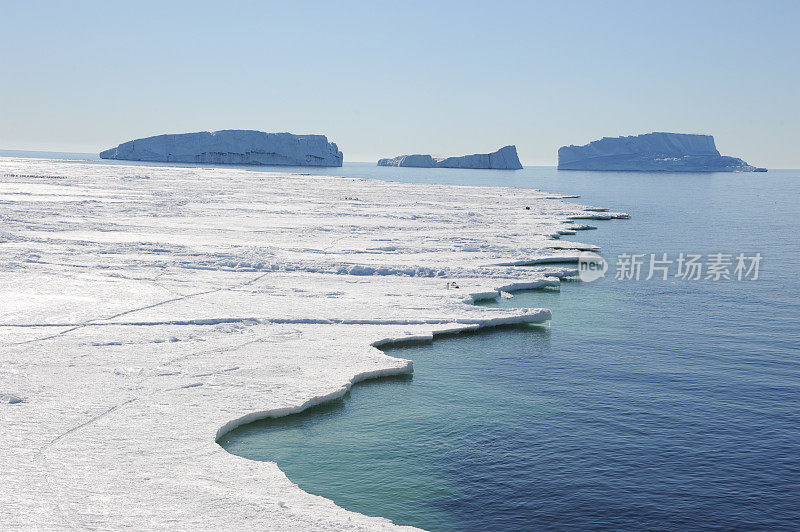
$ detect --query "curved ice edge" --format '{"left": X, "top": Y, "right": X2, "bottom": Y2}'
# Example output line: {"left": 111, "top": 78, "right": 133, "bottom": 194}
{"left": 214, "top": 308, "right": 551, "bottom": 442}
{"left": 214, "top": 363, "right": 414, "bottom": 442}
{"left": 569, "top": 212, "right": 630, "bottom": 221}
{"left": 466, "top": 277, "right": 564, "bottom": 303}
{"left": 210, "top": 207, "right": 623, "bottom": 524}
{"left": 370, "top": 308, "right": 552, "bottom": 349}
{"left": 214, "top": 275, "right": 567, "bottom": 437}
{"left": 494, "top": 255, "right": 584, "bottom": 267}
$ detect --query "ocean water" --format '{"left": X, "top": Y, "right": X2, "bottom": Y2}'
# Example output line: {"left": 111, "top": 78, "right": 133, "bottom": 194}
{"left": 4, "top": 152, "right": 797, "bottom": 530}
{"left": 220, "top": 164, "right": 800, "bottom": 530}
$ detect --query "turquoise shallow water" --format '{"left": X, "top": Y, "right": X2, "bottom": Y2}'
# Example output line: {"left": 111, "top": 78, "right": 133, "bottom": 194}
{"left": 5, "top": 153, "right": 797, "bottom": 530}
{"left": 219, "top": 166, "right": 800, "bottom": 530}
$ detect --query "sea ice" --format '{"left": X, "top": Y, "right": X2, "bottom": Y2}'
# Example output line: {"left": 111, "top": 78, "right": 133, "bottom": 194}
{"left": 0, "top": 157, "right": 625, "bottom": 529}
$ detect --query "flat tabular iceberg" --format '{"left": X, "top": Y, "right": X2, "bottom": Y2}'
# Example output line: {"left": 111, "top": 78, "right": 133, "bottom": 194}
{"left": 378, "top": 145, "right": 523, "bottom": 170}
{"left": 100, "top": 130, "right": 343, "bottom": 167}
{"left": 558, "top": 132, "right": 766, "bottom": 172}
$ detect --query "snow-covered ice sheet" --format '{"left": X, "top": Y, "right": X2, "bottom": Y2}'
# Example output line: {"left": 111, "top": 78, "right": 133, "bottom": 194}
{"left": 0, "top": 158, "right": 626, "bottom": 529}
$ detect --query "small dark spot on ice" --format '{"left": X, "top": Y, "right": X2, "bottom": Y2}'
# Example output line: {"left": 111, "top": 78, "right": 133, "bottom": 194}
{"left": 2, "top": 394, "right": 25, "bottom": 404}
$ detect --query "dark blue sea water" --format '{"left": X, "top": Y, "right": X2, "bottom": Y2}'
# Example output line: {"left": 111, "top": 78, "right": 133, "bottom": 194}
{"left": 4, "top": 152, "right": 798, "bottom": 530}
{"left": 229, "top": 165, "right": 798, "bottom": 531}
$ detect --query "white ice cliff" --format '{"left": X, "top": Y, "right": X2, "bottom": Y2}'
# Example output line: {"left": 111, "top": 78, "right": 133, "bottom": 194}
{"left": 378, "top": 145, "right": 523, "bottom": 169}
{"left": 100, "top": 130, "right": 344, "bottom": 167}
{"left": 0, "top": 156, "right": 626, "bottom": 530}
{"left": 557, "top": 132, "right": 766, "bottom": 172}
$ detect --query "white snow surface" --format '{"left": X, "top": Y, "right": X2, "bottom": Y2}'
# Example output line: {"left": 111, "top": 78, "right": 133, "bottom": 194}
{"left": 0, "top": 157, "right": 626, "bottom": 530}
{"left": 100, "top": 130, "right": 344, "bottom": 167}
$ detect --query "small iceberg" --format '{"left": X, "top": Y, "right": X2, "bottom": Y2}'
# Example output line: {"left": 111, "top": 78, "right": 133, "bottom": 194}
{"left": 378, "top": 145, "right": 523, "bottom": 169}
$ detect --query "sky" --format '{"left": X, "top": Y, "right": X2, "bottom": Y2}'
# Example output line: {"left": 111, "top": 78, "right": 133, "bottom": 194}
{"left": 1, "top": 0, "right": 798, "bottom": 167}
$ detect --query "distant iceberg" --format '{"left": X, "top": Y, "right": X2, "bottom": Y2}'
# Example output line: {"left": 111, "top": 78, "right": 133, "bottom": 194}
{"left": 378, "top": 145, "right": 523, "bottom": 170}
{"left": 558, "top": 132, "right": 766, "bottom": 172}
{"left": 100, "top": 130, "right": 343, "bottom": 167}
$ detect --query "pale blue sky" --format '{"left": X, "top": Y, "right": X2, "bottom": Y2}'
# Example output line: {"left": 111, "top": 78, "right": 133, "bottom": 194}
{"left": 1, "top": 0, "right": 798, "bottom": 167}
